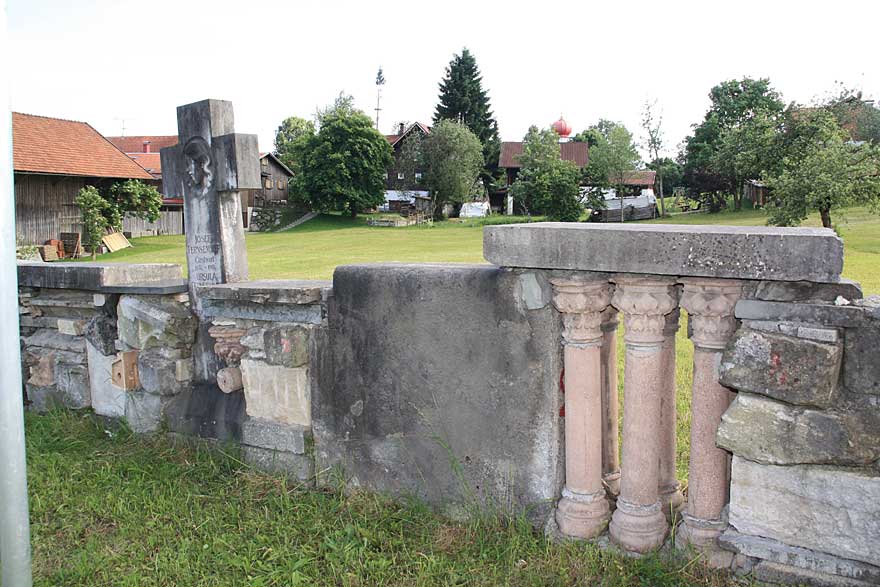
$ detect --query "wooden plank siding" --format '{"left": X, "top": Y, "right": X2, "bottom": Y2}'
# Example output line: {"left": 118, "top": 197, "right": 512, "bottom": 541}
{"left": 123, "top": 210, "right": 184, "bottom": 237}
{"left": 13, "top": 173, "right": 95, "bottom": 245}
{"left": 14, "top": 173, "right": 183, "bottom": 245}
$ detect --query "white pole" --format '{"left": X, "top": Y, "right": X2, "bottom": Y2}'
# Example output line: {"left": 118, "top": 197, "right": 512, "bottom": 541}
{"left": 0, "top": 0, "right": 34, "bottom": 584}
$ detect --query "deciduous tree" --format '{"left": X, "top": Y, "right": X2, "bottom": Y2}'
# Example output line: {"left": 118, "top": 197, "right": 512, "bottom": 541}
{"left": 765, "top": 108, "right": 880, "bottom": 228}
{"left": 420, "top": 120, "right": 483, "bottom": 219}
{"left": 274, "top": 116, "right": 315, "bottom": 175}
{"left": 295, "top": 98, "right": 393, "bottom": 217}
{"left": 511, "top": 126, "right": 583, "bottom": 221}
{"left": 581, "top": 120, "right": 641, "bottom": 221}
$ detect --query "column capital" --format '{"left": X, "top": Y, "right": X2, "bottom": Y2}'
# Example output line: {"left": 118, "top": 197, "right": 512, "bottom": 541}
{"left": 680, "top": 278, "right": 743, "bottom": 350}
{"left": 550, "top": 276, "right": 613, "bottom": 345}
{"left": 611, "top": 275, "right": 679, "bottom": 345}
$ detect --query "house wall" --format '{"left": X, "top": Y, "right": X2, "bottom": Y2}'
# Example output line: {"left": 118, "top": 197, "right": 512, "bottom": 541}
{"left": 13, "top": 173, "right": 110, "bottom": 245}
{"left": 253, "top": 157, "right": 290, "bottom": 206}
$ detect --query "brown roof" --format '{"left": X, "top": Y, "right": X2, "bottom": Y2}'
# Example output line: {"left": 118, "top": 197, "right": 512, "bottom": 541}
{"left": 127, "top": 153, "right": 162, "bottom": 176}
{"left": 386, "top": 122, "right": 430, "bottom": 147}
{"left": 614, "top": 170, "right": 656, "bottom": 186}
{"left": 13, "top": 113, "right": 154, "bottom": 180}
{"left": 106, "top": 135, "right": 178, "bottom": 154}
{"left": 499, "top": 141, "right": 589, "bottom": 169}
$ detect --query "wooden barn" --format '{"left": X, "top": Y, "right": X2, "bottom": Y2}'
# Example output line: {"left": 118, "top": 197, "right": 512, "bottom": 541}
{"left": 12, "top": 113, "right": 156, "bottom": 245}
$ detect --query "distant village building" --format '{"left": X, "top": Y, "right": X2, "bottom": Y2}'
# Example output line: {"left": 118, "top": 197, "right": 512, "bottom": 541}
{"left": 12, "top": 113, "right": 156, "bottom": 244}
{"left": 382, "top": 122, "right": 431, "bottom": 213}
{"left": 595, "top": 170, "right": 658, "bottom": 222}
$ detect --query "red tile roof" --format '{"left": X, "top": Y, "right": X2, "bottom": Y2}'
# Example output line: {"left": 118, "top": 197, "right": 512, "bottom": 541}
{"left": 106, "top": 135, "right": 178, "bottom": 154}
{"left": 614, "top": 170, "right": 656, "bottom": 186}
{"left": 499, "top": 141, "right": 589, "bottom": 168}
{"left": 13, "top": 113, "right": 154, "bottom": 180}
{"left": 127, "top": 152, "right": 162, "bottom": 176}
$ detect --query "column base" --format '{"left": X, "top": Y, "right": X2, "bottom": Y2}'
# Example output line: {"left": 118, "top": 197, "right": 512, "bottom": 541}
{"left": 555, "top": 488, "right": 611, "bottom": 539}
{"left": 658, "top": 481, "right": 685, "bottom": 522}
{"left": 609, "top": 498, "right": 668, "bottom": 553}
{"left": 675, "top": 513, "right": 734, "bottom": 567}
{"left": 603, "top": 471, "right": 621, "bottom": 499}
{"left": 676, "top": 511, "right": 728, "bottom": 549}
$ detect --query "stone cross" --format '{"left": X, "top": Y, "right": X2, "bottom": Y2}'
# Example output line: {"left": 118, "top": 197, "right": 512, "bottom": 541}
{"left": 161, "top": 99, "right": 259, "bottom": 383}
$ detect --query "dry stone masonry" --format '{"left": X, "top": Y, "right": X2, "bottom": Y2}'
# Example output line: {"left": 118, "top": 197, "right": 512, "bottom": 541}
{"left": 14, "top": 101, "right": 879, "bottom": 587}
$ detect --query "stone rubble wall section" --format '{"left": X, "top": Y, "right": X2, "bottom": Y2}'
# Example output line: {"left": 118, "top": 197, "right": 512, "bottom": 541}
{"left": 718, "top": 285, "right": 880, "bottom": 584}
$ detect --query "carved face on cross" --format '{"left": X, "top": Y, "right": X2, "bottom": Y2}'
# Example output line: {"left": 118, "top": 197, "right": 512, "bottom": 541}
{"left": 183, "top": 137, "right": 213, "bottom": 193}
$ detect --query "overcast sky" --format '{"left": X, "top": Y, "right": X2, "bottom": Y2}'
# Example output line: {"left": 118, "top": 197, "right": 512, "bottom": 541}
{"left": 8, "top": 0, "right": 880, "bottom": 159}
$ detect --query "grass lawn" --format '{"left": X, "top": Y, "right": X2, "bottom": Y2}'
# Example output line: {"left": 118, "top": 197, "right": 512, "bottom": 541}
{"left": 97, "top": 207, "right": 880, "bottom": 293}
{"left": 26, "top": 410, "right": 738, "bottom": 586}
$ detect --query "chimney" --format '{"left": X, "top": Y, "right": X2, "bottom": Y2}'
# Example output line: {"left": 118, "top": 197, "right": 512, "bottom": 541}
{"left": 143, "top": 140, "right": 151, "bottom": 153}
{"left": 398, "top": 122, "right": 405, "bottom": 135}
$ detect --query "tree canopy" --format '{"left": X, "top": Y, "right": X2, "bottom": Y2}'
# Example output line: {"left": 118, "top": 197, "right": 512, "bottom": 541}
{"left": 74, "top": 180, "right": 162, "bottom": 259}
{"left": 765, "top": 108, "right": 880, "bottom": 228}
{"left": 274, "top": 116, "right": 315, "bottom": 175}
{"left": 682, "top": 77, "right": 785, "bottom": 210}
{"left": 433, "top": 48, "right": 499, "bottom": 190}
{"left": 294, "top": 97, "right": 392, "bottom": 217}
{"left": 578, "top": 120, "right": 641, "bottom": 221}
{"left": 510, "top": 126, "right": 583, "bottom": 221}
{"left": 419, "top": 120, "right": 484, "bottom": 219}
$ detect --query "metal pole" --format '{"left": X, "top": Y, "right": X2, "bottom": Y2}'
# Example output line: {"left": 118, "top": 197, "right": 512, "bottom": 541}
{"left": 0, "top": 0, "right": 34, "bottom": 584}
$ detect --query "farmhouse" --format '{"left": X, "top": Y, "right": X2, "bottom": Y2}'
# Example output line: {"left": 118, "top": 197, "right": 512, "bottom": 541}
{"left": 382, "top": 121, "right": 431, "bottom": 212}
{"left": 12, "top": 112, "right": 155, "bottom": 245}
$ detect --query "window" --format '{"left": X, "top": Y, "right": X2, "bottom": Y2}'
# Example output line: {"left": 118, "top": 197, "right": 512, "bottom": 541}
{"left": 397, "top": 172, "right": 405, "bottom": 180}
{"left": 264, "top": 178, "right": 272, "bottom": 189}
{"left": 415, "top": 172, "right": 423, "bottom": 182}
{"left": 277, "top": 180, "right": 284, "bottom": 190}
{"left": 261, "top": 158, "right": 268, "bottom": 168}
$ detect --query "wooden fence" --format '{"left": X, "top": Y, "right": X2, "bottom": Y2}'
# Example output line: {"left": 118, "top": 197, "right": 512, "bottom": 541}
{"left": 123, "top": 210, "right": 184, "bottom": 237}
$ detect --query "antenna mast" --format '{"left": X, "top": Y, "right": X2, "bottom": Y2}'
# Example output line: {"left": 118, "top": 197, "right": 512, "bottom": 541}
{"left": 375, "top": 66, "right": 385, "bottom": 130}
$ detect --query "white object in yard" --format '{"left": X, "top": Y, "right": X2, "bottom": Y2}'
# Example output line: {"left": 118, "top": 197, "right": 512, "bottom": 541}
{"left": 506, "top": 195, "right": 514, "bottom": 216}
{"left": 601, "top": 188, "right": 656, "bottom": 211}
{"left": 460, "top": 201, "right": 490, "bottom": 218}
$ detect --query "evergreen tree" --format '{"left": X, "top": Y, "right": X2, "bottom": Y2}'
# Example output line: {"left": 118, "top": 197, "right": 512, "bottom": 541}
{"left": 433, "top": 48, "right": 500, "bottom": 190}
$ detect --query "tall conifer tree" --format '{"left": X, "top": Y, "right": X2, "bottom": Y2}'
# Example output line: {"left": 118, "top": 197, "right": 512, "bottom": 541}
{"left": 433, "top": 48, "right": 500, "bottom": 190}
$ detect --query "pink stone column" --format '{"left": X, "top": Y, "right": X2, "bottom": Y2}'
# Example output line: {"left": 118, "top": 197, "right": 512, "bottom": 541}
{"left": 550, "top": 276, "right": 614, "bottom": 539}
{"left": 678, "top": 278, "right": 743, "bottom": 552}
{"left": 658, "top": 307, "right": 684, "bottom": 520}
{"left": 608, "top": 275, "right": 679, "bottom": 553}
{"left": 600, "top": 307, "right": 621, "bottom": 498}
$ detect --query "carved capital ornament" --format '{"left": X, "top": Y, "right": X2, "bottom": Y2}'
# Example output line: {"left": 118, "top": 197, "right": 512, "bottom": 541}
{"left": 680, "top": 278, "right": 743, "bottom": 350}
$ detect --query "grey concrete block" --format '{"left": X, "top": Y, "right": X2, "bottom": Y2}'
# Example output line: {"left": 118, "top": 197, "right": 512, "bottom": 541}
{"left": 200, "top": 299, "right": 323, "bottom": 324}
{"left": 317, "top": 263, "right": 563, "bottom": 525}
{"left": 735, "top": 299, "right": 877, "bottom": 327}
{"left": 56, "top": 363, "right": 90, "bottom": 409}
{"left": 752, "top": 561, "right": 877, "bottom": 587}
{"left": 729, "top": 456, "right": 880, "bottom": 567}
{"left": 483, "top": 223, "right": 844, "bottom": 282}
{"left": 719, "top": 529, "right": 880, "bottom": 584}
{"left": 843, "top": 325, "right": 880, "bottom": 396}
{"left": 241, "top": 418, "right": 308, "bottom": 454}
{"left": 198, "top": 280, "right": 332, "bottom": 306}
{"left": 138, "top": 349, "right": 185, "bottom": 396}
{"left": 717, "top": 393, "right": 879, "bottom": 466}
{"left": 87, "top": 341, "right": 126, "bottom": 418}
{"left": 719, "top": 328, "right": 842, "bottom": 408}
{"left": 23, "top": 329, "right": 85, "bottom": 353}
{"left": 242, "top": 446, "right": 313, "bottom": 481}
{"left": 263, "top": 325, "right": 310, "bottom": 368}
{"left": 26, "top": 384, "right": 62, "bottom": 412}
{"left": 125, "top": 391, "right": 167, "bottom": 433}
{"left": 117, "top": 295, "right": 197, "bottom": 349}
{"left": 17, "top": 261, "right": 182, "bottom": 290}
{"left": 211, "top": 132, "right": 261, "bottom": 191}
{"left": 751, "top": 279, "right": 863, "bottom": 303}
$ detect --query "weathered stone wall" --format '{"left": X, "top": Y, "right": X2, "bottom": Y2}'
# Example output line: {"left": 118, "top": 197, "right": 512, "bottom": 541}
{"left": 318, "top": 264, "right": 564, "bottom": 523}
{"left": 717, "top": 284, "right": 880, "bottom": 585}
{"left": 16, "top": 258, "right": 880, "bottom": 583}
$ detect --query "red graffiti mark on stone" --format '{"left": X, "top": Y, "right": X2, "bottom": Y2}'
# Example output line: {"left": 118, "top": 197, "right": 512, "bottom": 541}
{"left": 769, "top": 352, "right": 787, "bottom": 385}
{"left": 559, "top": 367, "right": 565, "bottom": 418}
{"left": 281, "top": 337, "right": 291, "bottom": 353}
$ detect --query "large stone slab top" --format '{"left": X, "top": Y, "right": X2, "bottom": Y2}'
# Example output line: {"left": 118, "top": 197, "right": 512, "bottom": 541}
{"left": 483, "top": 223, "right": 844, "bottom": 282}
{"left": 18, "top": 262, "right": 183, "bottom": 291}
{"left": 198, "top": 280, "right": 333, "bottom": 305}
